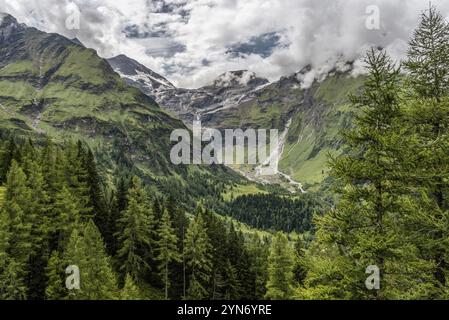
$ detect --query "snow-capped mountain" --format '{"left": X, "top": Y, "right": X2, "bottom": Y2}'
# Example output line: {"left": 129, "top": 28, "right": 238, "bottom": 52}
{"left": 108, "top": 54, "right": 176, "bottom": 103}
{"left": 107, "top": 55, "right": 271, "bottom": 124}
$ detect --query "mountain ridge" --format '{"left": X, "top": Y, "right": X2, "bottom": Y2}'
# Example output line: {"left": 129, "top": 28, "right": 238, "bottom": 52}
{"left": 0, "top": 12, "right": 245, "bottom": 200}
{"left": 107, "top": 53, "right": 362, "bottom": 188}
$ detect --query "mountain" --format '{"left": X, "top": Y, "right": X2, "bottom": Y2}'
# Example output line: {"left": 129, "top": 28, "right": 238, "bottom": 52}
{"left": 0, "top": 13, "right": 241, "bottom": 200}
{"left": 109, "top": 54, "right": 363, "bottom": 189}
{"left": 107, "top": 54, "right": 175, "bottom": 102}
{"left": 107, "top": 55, "right": 271, "bottom": 125}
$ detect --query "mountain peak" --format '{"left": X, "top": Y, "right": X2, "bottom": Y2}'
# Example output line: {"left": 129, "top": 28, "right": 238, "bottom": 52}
{"left": 0, "top": 12, "right": 21, "bottom": 28}
{"left": 107, "top": 54, "right": 175, "bottom": 100}
{"left": 0, "top": 13, "right": 25, "bottom": 42}
{"left": 212, "top": 70, "right": 269, "bottom": 89}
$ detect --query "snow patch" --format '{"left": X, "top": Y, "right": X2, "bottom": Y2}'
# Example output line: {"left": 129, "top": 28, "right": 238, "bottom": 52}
{"left": 115, "top": 68, "right": 174, "bottom": 90}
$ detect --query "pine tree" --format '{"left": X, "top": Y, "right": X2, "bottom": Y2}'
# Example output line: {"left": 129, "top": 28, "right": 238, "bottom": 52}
{"left": 64, "top": 221, "right": 118, "bottom": 300}
{"left": 265, "top": 233, "right": 294, "bottom": 300}
{"left": 156, "top": 209, "right": 181, "bottom": 300}
{"left": 116, "top": 177, "right": 155, "bottom": 283}
{"left": 184, "top": 208, "right": 213, "bottom": 299}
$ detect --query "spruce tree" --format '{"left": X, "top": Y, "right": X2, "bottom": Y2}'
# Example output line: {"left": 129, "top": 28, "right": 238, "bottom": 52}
{"left": 184, "top": 209, "right": 213, "bottom": 299}
{"left": 404, "top": 5, "right": 449, "bottom": 100}
{"left": 156, "top": 209, "right": 181, "bottom": 300}
{"left": 84, "top": 149, "right": 108, "bottom": 241}
{"left": 45, "top": 251, "right": 66, "bottom": 300}
{"left": 108, "top": 176, "right": 128, "bottom": 255}
{"left": 247, "top": 234, "right": 269, "bottom": 299}
{"left": 292, "top": 238, "right": 307, "bottom": 285}
{"left": 0, "top": 257, "right": 27, "bottom": 300}
{"left": 0, "top": 207, "right": 9, "bottom": 271}
{"left": 64, "top": 221, "right": 118, "bottom": 300}
{"left": 202, "top": 208, "right": 229, "bottom": 299}
{"left": 166, "top": 196, "right": 189, "bottom": 298}
{"left": 116, "top": 176, "right": 155, "bottom": 283}
{"left": 120, "top": 274, "right": 142, "bottom": 300}
{"left": 51, "top": 186, "right": 81, "bottom": 251}
{"left": 67, "top": 142, "right": 92, "bottom": 221}
{"left": 25, "top": 161, "right": 50, "bottom": 299}
{"left": 2, "top": 160, "right": 31, "bottom": 266}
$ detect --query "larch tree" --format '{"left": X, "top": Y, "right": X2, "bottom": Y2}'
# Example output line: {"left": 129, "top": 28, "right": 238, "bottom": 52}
{"left": 265, "top": 233, "right": 295, "bottom": 300}
{"left": 300, "top": 49, "right": 432, "bottom": 299}
{"left": 403, "top": 5, "right": 449, "bottom": 292}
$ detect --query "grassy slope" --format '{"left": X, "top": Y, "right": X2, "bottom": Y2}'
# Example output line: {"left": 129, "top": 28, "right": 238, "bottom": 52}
{"left": 279, "top": 73, "right": 363, "bottom": 187}
{"left": 0, "top": 28, "right": 189, "bottom": 183}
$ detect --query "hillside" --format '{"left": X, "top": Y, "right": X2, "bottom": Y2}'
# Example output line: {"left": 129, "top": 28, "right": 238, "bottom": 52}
{"left": 109, "top": 55, "right": 363, "bottom": 189}
{"left": 0, "top": 13, "right": 246, "bottom": 203}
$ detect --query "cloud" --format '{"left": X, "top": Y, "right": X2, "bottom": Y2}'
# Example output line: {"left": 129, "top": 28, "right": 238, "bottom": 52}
{"left": 1, "top": 0, "right": 449, "bottom": 88}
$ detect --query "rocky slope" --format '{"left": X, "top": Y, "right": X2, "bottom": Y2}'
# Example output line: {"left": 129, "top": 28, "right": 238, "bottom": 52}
{"left": 0, "top": 13, "right": 240, "bottom": 191}
{"left": 108, "top": 55, "right": 362, "bottom": 189}
{"left": 107, "top": 55, "right": 271, "bottom": 126}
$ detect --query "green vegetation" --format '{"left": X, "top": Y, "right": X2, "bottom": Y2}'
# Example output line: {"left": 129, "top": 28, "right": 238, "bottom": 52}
{"left": 2, "top": 5, "right": 449, "bottom": 301}
{"left": 222, "top": 183, "right": 268, "bottom": 201}
{"left": 0, "top": 135, "right": 272, "bottom": 300}
{"left": 280, "top": 75, "right": 362, "bottom": 186}
{"left": 296, "top": 6, "right": 449, "bottom": 299}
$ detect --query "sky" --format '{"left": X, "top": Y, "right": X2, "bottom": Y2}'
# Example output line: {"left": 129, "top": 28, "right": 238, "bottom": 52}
{"left": 1, "top": 0, "right": 449, "bottom": 88}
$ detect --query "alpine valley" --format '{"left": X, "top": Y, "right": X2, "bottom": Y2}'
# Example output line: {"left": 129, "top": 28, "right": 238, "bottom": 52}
{"left": 4, "top": 6, "right": 447, "bottom": 301}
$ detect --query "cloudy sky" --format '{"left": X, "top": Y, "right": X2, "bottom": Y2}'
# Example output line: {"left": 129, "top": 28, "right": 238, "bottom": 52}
{"left": 1, "top": 0, "right": 449, "bottom": 88}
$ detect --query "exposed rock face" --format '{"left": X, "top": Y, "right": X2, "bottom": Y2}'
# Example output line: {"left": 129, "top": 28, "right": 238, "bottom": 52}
{"left": 0, "top": 13, "right": 25, "bottom": 42}
{"left": 0, "top": 13, "right": 195, "bottom": 180}
{"left": 107, "top": 54, "right": 175, "bottom": 101}
{"left": 107, "top": 55, "right": 272, "bottom": 125}
{"left": 108, "top": 53, "right": 360, "bottom": 187}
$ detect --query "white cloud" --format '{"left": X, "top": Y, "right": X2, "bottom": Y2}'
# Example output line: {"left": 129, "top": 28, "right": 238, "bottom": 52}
{"left": 1, "top": 0, "right": 449, "bottom": 88}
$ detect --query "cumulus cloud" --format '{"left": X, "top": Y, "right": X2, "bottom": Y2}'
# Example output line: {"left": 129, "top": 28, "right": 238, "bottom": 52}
{"left": 1, "top": 0, "right": 449, "bottom": 88}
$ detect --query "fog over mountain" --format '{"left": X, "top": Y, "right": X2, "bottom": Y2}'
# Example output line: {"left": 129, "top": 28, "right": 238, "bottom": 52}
{"left": 1, "top": 0, "right": 449, "bottom": 88}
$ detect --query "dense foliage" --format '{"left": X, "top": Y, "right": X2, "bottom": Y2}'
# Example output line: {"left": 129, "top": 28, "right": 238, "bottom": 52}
{"left": 2, "top": 5, "right": 449, "bottom": 301}
{"left": 227, "top": 194, "right": 320, "bottom": 233}
{"left": 0, "top": 135, "right": 272, "bottom": 300}
{"left": 295, "top": 6, "right": 449, "bottom": 299}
